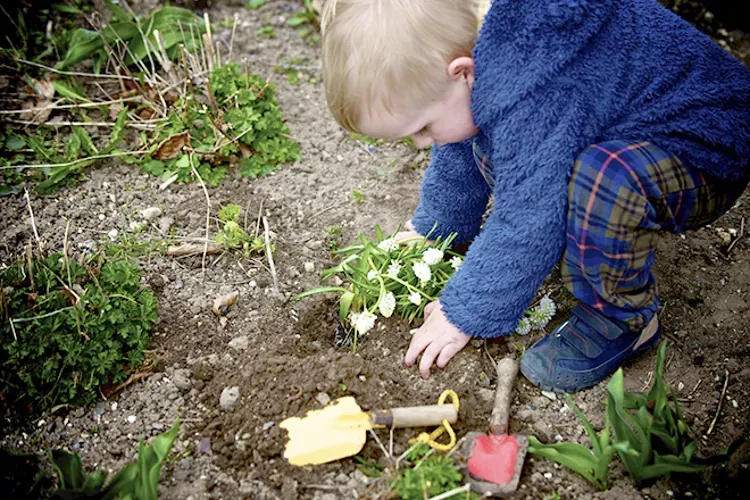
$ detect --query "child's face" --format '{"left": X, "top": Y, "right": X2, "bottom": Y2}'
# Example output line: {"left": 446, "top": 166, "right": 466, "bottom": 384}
{"left": 356, "top": 57, "right": 478, "bottom": 149}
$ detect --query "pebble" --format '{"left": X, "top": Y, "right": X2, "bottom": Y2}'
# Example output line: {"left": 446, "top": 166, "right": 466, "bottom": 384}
{"left": 304, "top": 262, "right": 315, "bottom": 273}
{"left": 477, "top": 388, "right": 494, "bottom": 404}
{"left": 543, "top": 472, "right": 553, "bottom": 479}
{"left": 541, "top": 390, "right": 557, "bottom": 401}
{"left": 152, "top": 423, "right": 165, "bottom": 430}
{"left": 220, "top": 386, "right": 240, "bottom": 409}
{"left": 127, "top": 415, "right": 136, "bottom": 424}
{"left": 140, "top": 207, "right": 162, "bottom": 220}
{"left": 107, "top": 229, "right": 118, "bottom": 240}
{"left": 172, "top": 369, "right": 192, "bottom": 391}
{"left": 228, "top": 335, "right": 250, "bottom": 351}
{"left": 98, "top": 214, "right": 106, "bottom": 221}
{"left": 532, "top": 420, "right": 551, "bottom": 443}
{"left": 531, "top": 472, "right": 543, "bottom": 483}
{"left": 159, "top": 216, "right": 174, "bottom": 233}
{"left": 263, "top": 421, "right": 275, "bottom": 431}
{"left": 316, "top": 392, "right": 331, "bottom": 406}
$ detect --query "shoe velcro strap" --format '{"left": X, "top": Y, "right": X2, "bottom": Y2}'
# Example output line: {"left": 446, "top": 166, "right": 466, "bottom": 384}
{"left": 558, "top": 318, "right": 604, "bottom": 359}
{"left": 573, "top": 305, "right": 628, "bottom": 341}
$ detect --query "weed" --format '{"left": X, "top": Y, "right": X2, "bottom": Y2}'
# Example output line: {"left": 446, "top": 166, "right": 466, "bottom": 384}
{"left": 139, "top": 62, "right": 300, "bottom": 186}
{"left": 257, "top": 25, "right": 276, "bottom": 38}
{"left": 288, "top": 0, "right": 319, "bottom": 28}
{"left": 216, "top": 204, "right": 265, "bottom": 258}
{"left": 50, "top": 420, "right": 179, "bottom": 499}
{"left": 351, "top": 188, "right": 365, "bottom": 204}
{"left": 58, "top": 1, "right": 204, "bottom": 73}
{"left": 354, "top": 455, "right": 383, "bottom": 479}
{"left": 0, "top": 247, "right": 158, "bottom": 410}
{"left": 246, "top": 0, "right": 268, "bottom": 9}
{"left": 391, "top": 444, "right": 478, "bottom": 499}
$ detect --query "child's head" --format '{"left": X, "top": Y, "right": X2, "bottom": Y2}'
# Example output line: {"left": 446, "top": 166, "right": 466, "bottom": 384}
{"left": 321, "top": 0, "right": 480, "bottom": 148}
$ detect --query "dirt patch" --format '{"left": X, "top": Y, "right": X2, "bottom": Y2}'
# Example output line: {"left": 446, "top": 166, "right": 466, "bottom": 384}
{"left": 1, "top": 1, "right": 749, "bottom": 499}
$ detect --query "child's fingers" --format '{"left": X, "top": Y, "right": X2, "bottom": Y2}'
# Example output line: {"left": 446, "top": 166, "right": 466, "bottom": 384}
{"left": 404, "top": 219, "right": 415, "bottom": 231}
{"left": 423, "top": 300, "right": 439, "bottom": 320}
{"left": 404, "top": 328, "right": 430, "bottom": 366}
{"left": 418, "top": 340, "right": 445, "bottom": 379}
{"left": 436, "top": 341, "right": 463, "bottom": 369}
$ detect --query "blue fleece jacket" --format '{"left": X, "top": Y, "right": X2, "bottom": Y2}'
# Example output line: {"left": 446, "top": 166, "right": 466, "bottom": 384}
{"left": 411, "top": 0, "right": 750, "bottom": 338}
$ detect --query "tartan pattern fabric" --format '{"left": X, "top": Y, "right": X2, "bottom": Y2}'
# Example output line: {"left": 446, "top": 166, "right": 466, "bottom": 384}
{"left": 562, "top": 140, "right": 748, "bottom": 330}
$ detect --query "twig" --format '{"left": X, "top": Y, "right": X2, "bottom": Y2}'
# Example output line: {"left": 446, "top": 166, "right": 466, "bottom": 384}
{"left": 641, "top": 370, "right": 654, "bottom": 391}
{"left": 16, "top": 58, "right": 139, "bottom": 80}
{"left": 24, "top": 188, "right": 43, "bottom": 254}
{"left": 706, "top": 369, "right": 730, "bottom": 436}
{"left": 262, "top": 216, "right": 279, "bottom": 296}
{"left": 389, "top": 425, "right": 395, "bottom": 458}
{"left": 395, "top": 442, "right": 420, "bottom": 470}
{"left": 689, "top": 378, "right": 702, "bottom": 396}
{"left": 190, "top": 153, "right": 211, "bottom": 282}
{"left": 428, "top": 484, "right": 471, "bottom": 500}
{"left": 368, "top": 428, "right": 392, "bottom": 463}
{"left": 8, "top": 318, "right": 18, "bottom": 341}
{"left": 4, "top": 150, "right": 149, "bottom": 170}
{"left": 0, "top": 96, "right": 143, "bottom": 115}
{"left": 726, "top": 216, "right": 745, "bottom": 256}
{"left": 5, "top": 118, "right": 156, "bottom": 130}
{"left": 11, "top": 307, "right": 75, "bottom": 323}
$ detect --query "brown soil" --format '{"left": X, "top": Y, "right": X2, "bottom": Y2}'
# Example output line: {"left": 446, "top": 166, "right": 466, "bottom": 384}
{"left": 1, "top": 1, "right": 749, "bottom": 499}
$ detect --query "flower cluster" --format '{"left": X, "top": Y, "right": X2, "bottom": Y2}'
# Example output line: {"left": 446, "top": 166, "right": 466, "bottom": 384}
{"left": 515, "top": 294, "right": 557, "bottom": 335}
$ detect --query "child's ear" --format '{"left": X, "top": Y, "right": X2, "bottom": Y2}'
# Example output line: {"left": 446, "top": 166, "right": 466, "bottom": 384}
{"left": 447, "top": 57, "right": 475, "bottom": 81}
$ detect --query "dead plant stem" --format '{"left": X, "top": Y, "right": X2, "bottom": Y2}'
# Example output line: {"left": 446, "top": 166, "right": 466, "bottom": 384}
{"left": 262, "top": 216, "right": 279, "bottom": 296}
{"left": 706, "top": 368, "right": 729, "bottom": 436}
{"left": 24, "top": 188, "right": 43, "bottom": 254}
{"left": 189, "top": 152, "right": 211, "bottom": 282}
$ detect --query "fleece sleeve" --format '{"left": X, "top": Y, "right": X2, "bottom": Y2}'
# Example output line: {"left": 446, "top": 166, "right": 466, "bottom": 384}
{"left": 411, "top": 138, "right": 492, "bottom": 243}
{"left": 439, "top": 121, "right": 579, "bottom": 338}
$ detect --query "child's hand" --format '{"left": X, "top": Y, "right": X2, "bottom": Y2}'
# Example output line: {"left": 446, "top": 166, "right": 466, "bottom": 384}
{"left": 405, "top": 300, "right": 472, "bottom": 378}
{"left": 394, "top": 219, "right": 433, "bottom": 244}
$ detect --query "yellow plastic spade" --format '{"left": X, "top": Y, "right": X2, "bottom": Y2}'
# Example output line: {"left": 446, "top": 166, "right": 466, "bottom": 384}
{"left": 280, "top": 396, "right": 458, "bottom": 466}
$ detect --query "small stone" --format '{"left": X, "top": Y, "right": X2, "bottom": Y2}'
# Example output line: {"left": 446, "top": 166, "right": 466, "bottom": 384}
{"left": 98, "top": 214, "right": 106, "bottom": 221}
{"left": 127, "top": 415, "right": 136, "bottom": 424}
{"left": 678, "top": 382, "right": 685, "bottom": 391}
{"left": 158, "top": 216, "right": 174, "bottom": 234}
{"left": 107, "top": 229, "right": 118, "bottom": 240}
{"left": 541, "top": 390, "right": 557, "bottom": 401}
{"left": 543, "top": 472, "right": 553, "bottom": 479}
{"left": 152, "top": 423, "right": 165, "bottom": 430}
{"left": 732, "top": 400, "right": 739, "bottom": 408}
{"left": 197, "top": 437, "right": 212, "bottom": 455}
{"left": 532, "top": 420, "right": 551, "bottom": 443}
{"left": 140, "top": 207, "right": 162, "bottom": 220}
{"left": 263, "top": 421, "right": 275, "bottom": 431}
{"left": 228, "top": 335, "right": 250, "bottom": 351}
{"left": 304, "top": 262, "right": 315, "bottom": 273}
{"left": 530, "top": 472, "right": 543, "bottom": 483}
{"left": 111, "top": 402, "right": 118, "bottom": 411}
{"left": 220, "top": 386, "right": 240, "bottom": 409}
{"left": 554, "top": 434, "right": 563, "bottom": 443}
{"left": 316, "top": 392, "right": 331, "bottom": 407}
{"left": 172, "top": 369, "right": 192, "bottom": 391}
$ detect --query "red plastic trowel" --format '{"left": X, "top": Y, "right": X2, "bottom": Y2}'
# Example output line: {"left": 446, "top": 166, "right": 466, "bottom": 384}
{"left": 460, "top": 358, "right": 528, "bottom": 496}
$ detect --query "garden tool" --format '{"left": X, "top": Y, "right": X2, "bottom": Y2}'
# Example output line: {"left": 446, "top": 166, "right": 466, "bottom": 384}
{"left": 459, "top": 358, "right": 528, "bottom": 496}
{"left": 280, "top": 396, "right": 458, "bottom": 466}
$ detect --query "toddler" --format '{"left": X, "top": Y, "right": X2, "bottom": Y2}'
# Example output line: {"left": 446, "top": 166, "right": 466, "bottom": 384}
{"left": 320, "top": 0, "right": 750, "bottom": 391}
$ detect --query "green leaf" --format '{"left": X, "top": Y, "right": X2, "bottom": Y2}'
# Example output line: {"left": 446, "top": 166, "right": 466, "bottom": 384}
{"left": 246, "top": 0, "right": 267, "bottom": 9}
{"left": 5, "top": 135, "right": 26, "bottom": 150}
{"left": 51, "top": 450, "right": 86, "bottom": 490}
{"left": 565, "top": 393, "right": 602, "bottom": 456}
{"left": 52, "top": 80, "right": 89, "bottom": 102}
{"left": 339, "top": 291, "right": 355, "bottom": 325}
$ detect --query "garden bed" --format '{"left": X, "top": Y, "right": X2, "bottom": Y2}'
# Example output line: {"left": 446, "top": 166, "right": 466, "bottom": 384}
{"left": 1, "top": 1, "right": 749, "bottom": 499}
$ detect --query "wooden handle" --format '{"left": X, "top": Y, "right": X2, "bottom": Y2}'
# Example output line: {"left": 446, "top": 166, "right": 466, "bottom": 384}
{"left": 488, "top": 358, "right": 519, "bottom": 435}
{"left": 370, "top": 404, "right": 458, "bottom": 428}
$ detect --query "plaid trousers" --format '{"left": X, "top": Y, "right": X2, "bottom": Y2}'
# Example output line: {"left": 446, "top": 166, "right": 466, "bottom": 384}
{"left": 563, "top": 140, "right": 748, "bottom": 330}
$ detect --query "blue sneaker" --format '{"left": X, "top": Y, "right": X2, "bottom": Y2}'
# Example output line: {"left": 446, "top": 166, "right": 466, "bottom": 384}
{"left": 520, "top": 304, "right": 661, "bottom": 392}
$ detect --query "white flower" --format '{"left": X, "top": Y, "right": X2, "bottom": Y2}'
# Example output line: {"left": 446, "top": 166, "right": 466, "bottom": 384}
{"left": 351, "top": 310, "right": 377, "bottom": 335}
{"left": 422, "top": 248, "right": 444, "bottom": 266}
{"left": 412, "top": 261, "right": 432, "bottom": 283}
{"left": 377, "top": 238, "right": 398, "bottom": 253}
{"left": 387, "top": 260, "right": 401, "bottom": 278}
{"left": 408, "top": 291, "right": 422, "bottom": 306}
{"left": 367, "top": 269, "right": 378, "bottom": 281}
{"left": 539, "top": 295, "right": 556, "bottom": 317}
{"left": 450, "top": 256, "right": 463, "bottom": 270}
{"left": 378, "top": 292, "right": 396, "bottom": 318}
{"left": 515, "top": 317, "right": 532, "bottom": 335}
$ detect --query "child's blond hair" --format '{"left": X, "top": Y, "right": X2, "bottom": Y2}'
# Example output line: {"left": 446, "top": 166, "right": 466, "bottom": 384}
{"left": 321, "top": 0, "right": 479, "bottom": 132}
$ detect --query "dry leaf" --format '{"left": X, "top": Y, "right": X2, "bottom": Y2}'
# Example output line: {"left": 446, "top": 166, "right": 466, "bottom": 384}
{"left": 20, "top": 78, "right": 55, "bottom": 123}
{"left": 211, "top": 291, "right": 239, "bottom": 317}
{"left": 154, "top": 131, "right": 191, "bottom": 160}
{"left": 165, "top": 242, "right": 221, "bottom": 256}
{"left": 109, "top": 102, "right": 124, "bottom": 121}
